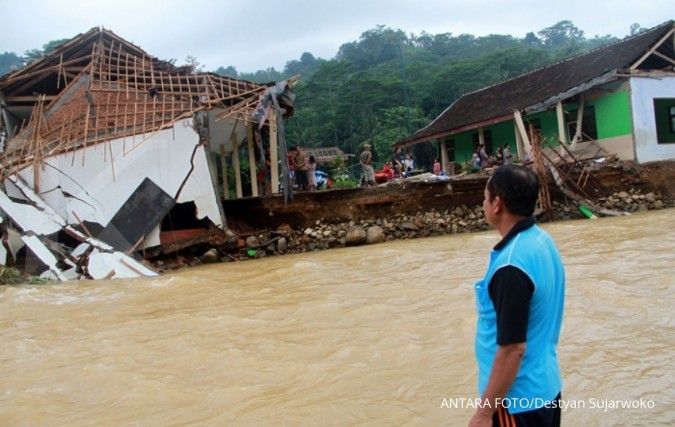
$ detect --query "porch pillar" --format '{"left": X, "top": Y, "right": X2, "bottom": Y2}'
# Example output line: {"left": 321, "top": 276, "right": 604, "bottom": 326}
{"left": 247, "top": 122, "right": 258, "bottom": 197}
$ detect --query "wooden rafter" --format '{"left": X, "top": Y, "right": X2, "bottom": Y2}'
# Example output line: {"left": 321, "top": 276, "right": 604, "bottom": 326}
{"left": 630, "top": 27, "right": 675, "bottom": 70}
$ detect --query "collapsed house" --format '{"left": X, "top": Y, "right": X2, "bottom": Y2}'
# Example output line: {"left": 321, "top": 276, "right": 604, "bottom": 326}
{"left": 399, "top": 21, "right": 675, "bottom": 170}
{"left": 0, "top": 27, "right": 296, "bottom": 280}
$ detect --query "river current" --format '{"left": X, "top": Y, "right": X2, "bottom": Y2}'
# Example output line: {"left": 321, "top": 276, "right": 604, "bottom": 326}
{"left": 1, "top": 209, "right": 673, "bottom": 426}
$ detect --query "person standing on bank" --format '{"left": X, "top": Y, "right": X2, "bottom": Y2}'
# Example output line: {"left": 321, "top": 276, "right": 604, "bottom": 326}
{"left": 469, "top": 165, "right": 565, "bottom": 427}
{"left": 360, "top": 144, "right": 376, "bottom": 187}
{"left": 294, "top": 145, "right": 309, "bottom": 191}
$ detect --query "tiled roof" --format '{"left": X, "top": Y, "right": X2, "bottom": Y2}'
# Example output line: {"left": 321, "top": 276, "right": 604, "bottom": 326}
{"left": 406, "top": 21, "right": 674, "bottom": 144}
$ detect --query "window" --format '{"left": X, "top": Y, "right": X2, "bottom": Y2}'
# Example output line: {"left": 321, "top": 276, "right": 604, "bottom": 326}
{"left": 653, "top": 99, "right": 675, "bottom": 144}
{"left": 472, "top": 130, "right": 493, "bottom": 154}
{"left": 446, "top": 138, "right": 455, "bottom": 162}
{"left": 566, "top": 106, "right": 597, "bottom": 141}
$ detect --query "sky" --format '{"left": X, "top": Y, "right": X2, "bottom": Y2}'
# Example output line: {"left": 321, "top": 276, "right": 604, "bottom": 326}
{"left": 1, "top": 0, "right": 673, "bottom": 73}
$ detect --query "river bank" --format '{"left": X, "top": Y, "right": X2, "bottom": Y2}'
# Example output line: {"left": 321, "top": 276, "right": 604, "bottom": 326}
{"left": 150, "top": 186, "right": 671, "bottom": 273}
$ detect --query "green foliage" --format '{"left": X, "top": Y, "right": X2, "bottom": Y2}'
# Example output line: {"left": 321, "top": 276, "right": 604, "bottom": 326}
{"left": 257, "top": 21, "right": 621, "bottom": 168}
{"left": 0, "top": 266, "right": 23, "bottom": 285}
{"left": 23, "top": 38, "right": 70, "bottom": 63}
{"left": 0, "top": 52, "right": 23, "bottom": 76}
{"left": 332, "top": 175, "right": 359, "bottom": 189}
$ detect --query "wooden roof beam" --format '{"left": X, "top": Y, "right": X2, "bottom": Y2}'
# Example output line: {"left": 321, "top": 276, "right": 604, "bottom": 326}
{"left": 630, "top": 27, "right": 675, "bottom": 70}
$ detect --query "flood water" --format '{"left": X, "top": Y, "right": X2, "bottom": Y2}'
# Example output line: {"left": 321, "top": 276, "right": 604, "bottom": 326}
{"left": 1, "top": 209, "right": 674, "bottom": 426}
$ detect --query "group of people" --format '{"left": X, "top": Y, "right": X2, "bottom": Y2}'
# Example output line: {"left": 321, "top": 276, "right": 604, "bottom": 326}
{"left": 391, "top": 147, "right": 415, "bottom": 177}
{"left": 360, "top": 145, "right": 420, "bottom": 187}
{"left": 472, "top": 143, "right": 513, "bottom": 172}
{"left": 287, "top": 145, "right": 318, "bottom": 192}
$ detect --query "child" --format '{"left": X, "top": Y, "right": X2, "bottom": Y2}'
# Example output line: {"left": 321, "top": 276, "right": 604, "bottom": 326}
{"left": 307, "top": 155, "right": 317, "bottom": 192}
{"left": 433, "top": 158, "right": 442, "bottom": 175}
{"left": 472, "top": 152, "right": 481, "bottom": 172}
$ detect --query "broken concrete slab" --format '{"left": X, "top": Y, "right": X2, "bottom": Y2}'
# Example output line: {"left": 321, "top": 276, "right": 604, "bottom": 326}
{"left": 0, "top": 175, "right": 157, "bottom": 280}
{"left": 97, "top": 178, "right": 174, "bottom": 251}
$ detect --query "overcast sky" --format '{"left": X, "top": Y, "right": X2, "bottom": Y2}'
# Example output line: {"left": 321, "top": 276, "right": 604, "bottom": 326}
{"left": 1, "top": 0, "right": 672, "bottom": 72}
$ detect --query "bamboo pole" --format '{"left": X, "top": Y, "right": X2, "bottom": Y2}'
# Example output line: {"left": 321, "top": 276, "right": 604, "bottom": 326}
{"left": 231, "top": 124, "right": 243, "bottom": 198}
{"left": 440, "top": 139, "right": 449, "bottom": 175}
{"left": 247, "top": 121, "right": 258, "bottom": 197}
{"left": 269, "top": 108, "right": 279, "bottom": 193}
{"left": 220, "top": 144, "right": 229, "bottom": 200}
{"left": 513, "top": 110, "right": 532, "bottom": 160}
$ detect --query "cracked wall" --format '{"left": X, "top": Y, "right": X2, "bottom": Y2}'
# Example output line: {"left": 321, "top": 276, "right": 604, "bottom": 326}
{"left": 12, "top": 118, "right": 223, "bottom": 246}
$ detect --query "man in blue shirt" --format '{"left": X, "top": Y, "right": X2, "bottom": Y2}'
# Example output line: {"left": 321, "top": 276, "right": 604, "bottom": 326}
{"left": 470, "top": 165, "right": 565, "bottom": 427}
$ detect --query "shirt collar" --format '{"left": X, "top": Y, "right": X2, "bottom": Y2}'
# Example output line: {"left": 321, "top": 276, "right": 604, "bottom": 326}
{"left": 493, "top": 216, "right": 536, "bottom": 251}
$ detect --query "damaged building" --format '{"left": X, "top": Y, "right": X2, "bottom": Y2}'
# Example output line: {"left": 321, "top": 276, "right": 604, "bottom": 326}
{"left": 399, "top": 20, "right": 675, "bottom": 169}
{"left": 0, "top": 27, "right": 296, "bottom": 280}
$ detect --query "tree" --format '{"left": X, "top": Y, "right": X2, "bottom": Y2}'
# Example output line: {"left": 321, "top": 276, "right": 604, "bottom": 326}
{"left": 523, "top": 32, "right": 541, "bottom": 47}
{"left": 23, "top": 38, "right": 70, "bottom": 63}
{"left": 630, "top": 23, "right": 645, "bottom": 36}
{"left": 184, "top": 55, "right": 203, "bottom": 73}
{"left": 214, "top": 65, "right": 239, "bottom": 78}
{"left": 0, "top": 52, "right": 23, "bottom": 76}
{"left": 538, "top": 20, "right": 585, "bottom": 51}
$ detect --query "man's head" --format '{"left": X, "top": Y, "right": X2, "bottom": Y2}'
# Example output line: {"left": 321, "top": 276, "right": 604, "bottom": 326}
{"left": 483, "top": 165, "right": 539, "bottom": 225}
{"left": 363, "top": 144, "right": 371, "bottom": 151}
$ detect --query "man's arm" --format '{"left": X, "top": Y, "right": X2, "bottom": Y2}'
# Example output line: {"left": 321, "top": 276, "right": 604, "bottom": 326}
{"left": 468, "top": 343, "right": 525, "bottom": 426}
{"left": 469, "top": 266, "right": 534, "bottom": 426}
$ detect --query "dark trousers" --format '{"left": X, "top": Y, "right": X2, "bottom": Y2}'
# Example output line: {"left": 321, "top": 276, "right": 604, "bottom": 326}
{"left": 492, "top": 393, "right": 561, "bottom": 427}
{"left": 295, "top": 170, "right": 308, "bottom": 190}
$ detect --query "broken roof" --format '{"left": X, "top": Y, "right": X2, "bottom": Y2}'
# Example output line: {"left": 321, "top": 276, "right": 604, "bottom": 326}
{"left": 0, "top": 27, "right": 296, "bottom": 180}
{"left": 402, "top": 20, "right": 675, "bottom": 145}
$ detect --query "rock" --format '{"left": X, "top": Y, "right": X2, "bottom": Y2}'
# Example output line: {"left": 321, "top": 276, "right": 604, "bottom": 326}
{"left": 345, "top": 227, "right": 367, "bottom": 246}
{"left": 276, "top": 224, "right": 292, "bottom": 237}
{"left": 617, "top": 191, "right": 629, "bottom": 199}
{"left": 366, "top": 226, "right": 385, "bottom": 244}
{"left": 304, "top": 228, "right": 313, "bottom": 235}
{"left": 451, "top": 224, "right": 458, "bottom": 234}
{"left": 199, "top": 248, "right": 220, "bottom": 264}
{"left": 645, "top": 193, "right": 656, "bottom": 203}
{"left": 277, "top": 237, "right": 287, "bottom": 252}
{"left": 245, "top": 236, "right": 259, "bottom": 247}
{"left": 653, "top": 200, "right": 664, "bottom": 209}
{"left": 638, "top": 204, "right": 649, "bottom": 212}
{"left": 308, "top": 242, "right": 317, "bottom": 251}
{"left": 337, "top": 230, "right": 347, "bottom": 238}
{"left": 400, "top": 222, "right": 418, "bottom": 231}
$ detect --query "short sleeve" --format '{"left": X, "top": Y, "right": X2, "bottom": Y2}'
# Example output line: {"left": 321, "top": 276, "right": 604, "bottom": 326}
{"left": 488, "top": 266, "right": 534, "bottom": 345}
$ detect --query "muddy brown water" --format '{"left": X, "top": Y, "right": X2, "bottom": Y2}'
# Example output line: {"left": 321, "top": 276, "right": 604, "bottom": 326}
{"left": 1, "top": 209, "right": 673, "bottom": 426}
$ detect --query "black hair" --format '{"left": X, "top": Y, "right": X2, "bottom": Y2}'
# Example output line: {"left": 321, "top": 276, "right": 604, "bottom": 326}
{"left": 486, "top": 165, "right": 539, "bottom": 217}
{"left": 309, "top": 155, "right": 315, "bottom": 163}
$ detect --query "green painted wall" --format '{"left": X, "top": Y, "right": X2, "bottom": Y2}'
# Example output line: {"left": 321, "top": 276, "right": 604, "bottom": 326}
{"left": 447, "top": 89, "right": 633, "bottom": 168}
{"left": 451, "top": 121, "right": 518, "bottom": 167}
{"left": 592, "top": 90, "right": 633, "bottom": 139}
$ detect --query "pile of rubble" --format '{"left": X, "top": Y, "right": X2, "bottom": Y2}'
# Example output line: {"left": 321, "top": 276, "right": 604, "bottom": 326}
{"left": 151, "top": 205, "right": 491, "bottom": 270}
{"left": 597, "top": 189, "right": 667, "bottom": 212}
{"left": 151, "top": 190, "right": 673, "bottom": 271}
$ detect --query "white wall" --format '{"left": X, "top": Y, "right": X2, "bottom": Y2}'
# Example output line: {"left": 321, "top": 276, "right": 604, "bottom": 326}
{"left": 630, "top": 76, "right": 675, "bottom": 163}
{"left": 17, "top": 118, "right": 223, "bottom": 229}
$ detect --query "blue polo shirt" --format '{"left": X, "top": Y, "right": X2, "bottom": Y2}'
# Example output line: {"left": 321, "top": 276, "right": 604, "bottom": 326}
{"left": 474, "top": 218, "right": 565, "bottom": 413}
